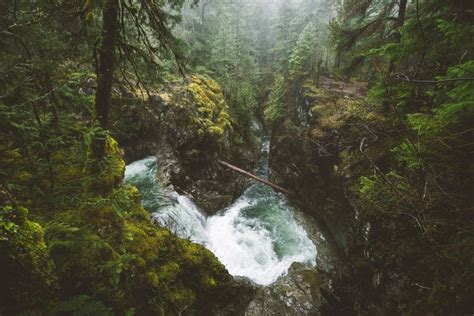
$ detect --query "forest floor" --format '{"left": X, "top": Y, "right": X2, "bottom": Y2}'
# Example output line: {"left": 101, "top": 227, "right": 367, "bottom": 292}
{"left": 318, "top": 76, "right": 368, "bottom": 98}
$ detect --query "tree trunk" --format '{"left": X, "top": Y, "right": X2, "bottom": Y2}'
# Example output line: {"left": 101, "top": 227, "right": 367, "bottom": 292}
{"left": 93, "top": 0, "right": 119, "bottom": 159}
{"left": 217, "top": 160, "right": 293, "bottom": 196}
{"left": 388, "top": 0, "right": 408, "bottom": 74}
{"left": 393, "top": 0, "right": 408, "bottom": 40}
{"left": 398, "top": 0, "right": 408, "bottom": 26}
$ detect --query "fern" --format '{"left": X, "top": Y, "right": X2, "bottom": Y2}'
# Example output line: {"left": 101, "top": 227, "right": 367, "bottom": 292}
{"left": 101, "top": 253, "right": 137, "bottom": 288}
{"left": 44, "top": 221, "right": 80, "bottom": 244}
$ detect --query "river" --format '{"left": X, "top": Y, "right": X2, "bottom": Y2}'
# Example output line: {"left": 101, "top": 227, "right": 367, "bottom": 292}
{"left": 124, "top": 135, "right": 317, "bottom": 286}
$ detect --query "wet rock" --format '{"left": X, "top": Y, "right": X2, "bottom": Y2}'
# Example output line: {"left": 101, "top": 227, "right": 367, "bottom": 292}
{"left": 269, "top": 77, "right": 381, "bottom": 254}
{"left": 212, "top": 277, "right": 260, "bottom": 316}
{"left": 112, "top": 75, "right": 259, "bottom": 212}
{"left": 110, "top": 92, "right": 162, "bottom": 163}
{"left": 155, "top": 76, "right": 258, "bottom": 213}
{"left": 245, "top": 263, "right": 322, "bottom": 316}
{"left": 121, "top": 141, "right": 159, "bottom": 163}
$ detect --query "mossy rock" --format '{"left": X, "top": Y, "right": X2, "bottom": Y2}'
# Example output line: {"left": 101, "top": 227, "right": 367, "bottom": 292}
{"left": 99, "top": 137, "right": 126, "bottom": 188}
{"left": 161, "top": 75, "right": 237, "bottom": 162}
{"left": 0, "top": 128, "right": 234, "bottom": 314}
{"left": 41, "top": 182, "right": 232, "bottom": 315}
{"left": 187, "top": 76, "right": 233, "bottom": 138}
{"left": 0, "top": 205, "right": 58, "bottom": 314}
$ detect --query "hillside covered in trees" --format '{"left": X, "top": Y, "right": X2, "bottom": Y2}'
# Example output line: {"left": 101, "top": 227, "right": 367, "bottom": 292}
{"left": 1, "top": 0, "right": 473, "bottom": 315}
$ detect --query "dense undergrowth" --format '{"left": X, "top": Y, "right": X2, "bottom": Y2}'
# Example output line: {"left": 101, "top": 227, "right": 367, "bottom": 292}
{"left": 0, "top": 132, "right": 232, "bottom": 314}
{"left": 270, "top": 71, "right": 473, "bottom": 313}
{"left": 268, "top": 1, "right": 474, "bottom": 313}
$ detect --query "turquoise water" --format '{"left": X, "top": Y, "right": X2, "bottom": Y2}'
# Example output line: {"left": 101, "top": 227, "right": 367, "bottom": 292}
{"left": 125, "top": 137, "right": 316, "bottom": 285}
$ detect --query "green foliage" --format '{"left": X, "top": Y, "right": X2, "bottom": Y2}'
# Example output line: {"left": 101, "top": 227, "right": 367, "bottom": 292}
{"left": 175, "top": 0, "right": 335, "bottom": 127}
{"left": 51, "top": 295, "right": 113, "bottom": 316}
{"left": 264, "top": 75, "right": 287, "bottom": 124}
{"left": 28, "top": 140, "right": 233, "bottom": 314}
{"left": 1, "top": 0, "right": 473, "bottom": 314}
{"left": 1, "top": 47, "right": 231, "bottom": 315}
{"left": 176, "top": 0, "right": 260, "bottom": 125}
{"left": 391, "top": 141, "right": 423, "bottom": 170}
{"left": 0, "top": 0, "right": 237, "bottom": 314}
{"left": 341, "top": 1, "right": 474, "bottom": 313}
{"left": 0, "top": 205, "right": 58, "bottom": 314}
{"left": 329, "top": 0, "right": 405, "bottom": 77}
{"left": 356, "top": 160, "right": 474, "bottom": 313}
{"left": 289, "top": 22, "right": 319, "bottom": 80}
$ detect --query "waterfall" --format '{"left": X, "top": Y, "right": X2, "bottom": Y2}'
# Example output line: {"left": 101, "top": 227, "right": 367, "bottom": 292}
{"left": 125, "top": 139, "right": 317, "bottom": 286}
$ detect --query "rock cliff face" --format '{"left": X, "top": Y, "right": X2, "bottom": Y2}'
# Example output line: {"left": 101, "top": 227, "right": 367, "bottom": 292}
{"left": 269, "top": 77, "right": 396, "bottom": 312}
{"left": 270, "top": 78, "right": 376, "bottom": 252}
{"left": 113, "top": 76, "right": 258, "bottom": 213}
{"left": 155, "top": 76, "right": 258, "bottom": 213}
{"left": 269, "top": 75, "right": 474, "bottom": 314}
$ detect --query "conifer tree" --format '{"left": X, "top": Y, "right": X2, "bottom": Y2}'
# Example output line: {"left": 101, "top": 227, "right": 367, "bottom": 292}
{"left": 264, "top": 75, "right": 287, "bottom": 125}
{"left": 288, "top": 22, "right": 318, "bottom": 80}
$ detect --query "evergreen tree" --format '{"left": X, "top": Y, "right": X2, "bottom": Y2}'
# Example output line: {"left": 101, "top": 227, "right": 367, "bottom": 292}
{"left": 86, "top": 0, "right": 192, "bottom": 159}
{"left": 271, "top": 1, "right": 300, "bottom": 74}
{"left": 288, "top": 22, "right": 319, "bottom": 80}
{"left": 181, "top": 0, "right": 260, "bottom": 125}
{"left": 264, "top": 75, "right": 287, "bottom": 125}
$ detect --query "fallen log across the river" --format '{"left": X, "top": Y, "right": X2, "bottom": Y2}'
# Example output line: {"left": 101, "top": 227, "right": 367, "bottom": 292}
{"left": 217, "top": 160, "right": 293, "bottom": 196}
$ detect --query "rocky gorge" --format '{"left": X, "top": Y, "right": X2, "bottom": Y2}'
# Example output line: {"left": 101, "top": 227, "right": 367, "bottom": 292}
{"left": 116, "top": 75, "right": 371, "bottom": 315}
{"left": 2, "top": 1, "right": 472, "bottom": 314}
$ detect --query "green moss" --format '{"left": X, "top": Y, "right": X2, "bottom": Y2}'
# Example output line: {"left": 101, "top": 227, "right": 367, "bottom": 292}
{"left": 302, "top": 79, "right": 384, "bottom": 139}
{"left": 0, "top": 205, "right": 58, "bottom": 314}
{"left": 157, "top": 74, "right": 250, "bottom": 167}
{"left": 50, "top": 132, "right": 125, "bottom": 190}
{"left": 359, "top": 176, "right": 376, "bottom": 194}
{"left": 40, "top": 182, "right": 231, "bottom": 314}
{"left": 186, "top": 75, "right": 233, "bottom": 140}
{"left": 2, "top": 125, "right": 233, "bottom": 314}
{"left": 158, "top": 262, "right": 181, "bottom": 282}
{"left": 99, "top": 136, "right": 126, "bottom": 188}
{"left": 168, "top": 287, "right": 195, "bottom": 313}
{"left": 0, "top": 146, "right": 34, "bottom": 198}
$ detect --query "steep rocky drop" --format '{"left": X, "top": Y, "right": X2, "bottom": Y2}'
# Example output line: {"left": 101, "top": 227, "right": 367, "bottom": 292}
{"left": 111, "top": 75, "right": 260, "bottom": 213}
{"left": 125, "top": 126, "right": 337, "bottom": 315}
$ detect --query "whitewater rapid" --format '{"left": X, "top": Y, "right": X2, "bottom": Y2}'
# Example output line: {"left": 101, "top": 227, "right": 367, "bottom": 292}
{"left": 124, "top": 140, "right": 317, "bottom": 286}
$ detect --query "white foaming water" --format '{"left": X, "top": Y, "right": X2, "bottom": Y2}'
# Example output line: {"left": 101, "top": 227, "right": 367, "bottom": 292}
{"left": 152, "top": 193, "right": 208, "bottom": 244}
{"left": 125, "top": 155, "right": 317, "bottom": 286}
{"left": 206, "top": 194, "right": 316, "bottom": 285}
{"left": 125, "top": 157, "right": 155, "bottom": 179}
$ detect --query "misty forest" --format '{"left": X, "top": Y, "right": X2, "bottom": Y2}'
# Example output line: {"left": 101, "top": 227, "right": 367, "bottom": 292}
{"left": 1, "top": 0, "right": 473, "bottom": 315}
